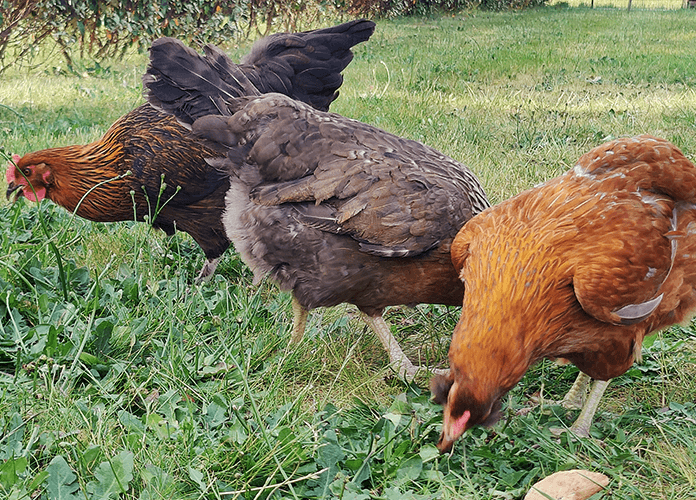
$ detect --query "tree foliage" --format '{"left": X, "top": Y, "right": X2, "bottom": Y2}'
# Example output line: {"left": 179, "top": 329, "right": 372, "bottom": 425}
{"left": 0, "top": 0, "right": 336, "bottom": 72}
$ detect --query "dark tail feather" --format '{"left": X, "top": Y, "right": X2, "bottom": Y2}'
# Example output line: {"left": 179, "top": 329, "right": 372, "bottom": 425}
{"left": 143, "top": 37, "right": 258, "bottom": 127}
{"left": 143, "top": 20, "right": 376, "bottom": 123}
{"left": 240, "top": 19, "right": 376, "bottom": 111}
{"left": 299, "top": 18, "right": 376, "bottom": 58}
{"left": 202, "top": 44, "right": 263, "bottom": 99}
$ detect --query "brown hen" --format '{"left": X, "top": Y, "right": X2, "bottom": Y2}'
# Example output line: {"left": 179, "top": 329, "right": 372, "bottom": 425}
{"left": 5, "top": 19, "right": 375, "bottom": 281}
{"left": 432, "top": 135, "right": 696, "bottom": 452}
{"left": 143, "top": 37, "right": 490, "bottom": 380}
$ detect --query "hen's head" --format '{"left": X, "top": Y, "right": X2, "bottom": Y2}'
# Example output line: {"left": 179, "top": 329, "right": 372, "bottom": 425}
{"left": 430, "top": 372, "right": 502, "bottom": 453}
{"left": 6, "top": 154, "right": 51, "bottom": 202}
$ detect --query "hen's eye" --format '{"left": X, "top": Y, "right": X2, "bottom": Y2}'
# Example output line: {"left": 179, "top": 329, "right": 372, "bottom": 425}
{"left": 21, "top": 168, "right": 31, "bottom": 177}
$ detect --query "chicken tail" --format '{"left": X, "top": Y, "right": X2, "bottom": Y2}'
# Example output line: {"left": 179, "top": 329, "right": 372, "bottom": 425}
{"left": 143, "top": 37, "right": 259, "bottom": 127}
{"left": 241, "top": 19, "right": 376, "bottom": 111}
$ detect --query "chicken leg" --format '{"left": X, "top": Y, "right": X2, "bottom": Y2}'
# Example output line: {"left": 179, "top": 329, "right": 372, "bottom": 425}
{"left": 544, "top": 371, "right": 607, "bottom": 436}
{"left": 556, "top": 372, "right": 612, "bottom": 437}
{"left": 290, "top": 295, "right": 309, "bottom": 344}
{"left": 569, "top": 379, "right": 611, "bottom": 437}
{"left": 195, "top": 257, "right": 221, "bottom": 284}
{"left": 561, "top": 371, "right": 592, "bottom": 410}
{"left": 288, "top": 295, "right": 446, "bottom": 381}
{"left": 362, "top": 314, "right": 421, "bottom": 381}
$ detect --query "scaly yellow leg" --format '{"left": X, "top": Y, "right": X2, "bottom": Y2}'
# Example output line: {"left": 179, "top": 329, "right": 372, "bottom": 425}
{"left": 362, "top": 314, "right": 419, "bottom": 381}
{"left": 289, "top": 294, "right": 309, "bottom": 344}
{"left": 570, "top": 379, "right": 611, "bottom": 437}
{"left": 561, "top": 372, "right": 592, "bottom": 410}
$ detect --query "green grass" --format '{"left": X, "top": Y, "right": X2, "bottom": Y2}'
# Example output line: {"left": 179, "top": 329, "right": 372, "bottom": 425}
{"left": 2, "top": 5, "right": 696, "bottom": 499}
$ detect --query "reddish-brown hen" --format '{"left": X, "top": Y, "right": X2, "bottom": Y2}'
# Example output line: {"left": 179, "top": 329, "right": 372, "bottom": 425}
{"left": 432, "top": 135, "right": 696, "bottom": 452}
{"left": 5, "top": 19, "right": 375, "bottom": 281}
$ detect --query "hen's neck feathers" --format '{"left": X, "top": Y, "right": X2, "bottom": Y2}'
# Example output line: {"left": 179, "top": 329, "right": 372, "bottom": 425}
{"left": 21, "top": 105, "right": 214, "bottom": 223}
{"left": 27, "top": 139, "right": 129, "bottom": 214}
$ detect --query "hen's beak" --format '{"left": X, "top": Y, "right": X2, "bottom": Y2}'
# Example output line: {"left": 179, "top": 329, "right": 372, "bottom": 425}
{"left": 436, "top": 429, "right": 457, "bottom": 454}
{"left": 6, "top": 182, "right": 23, "bottom": 201}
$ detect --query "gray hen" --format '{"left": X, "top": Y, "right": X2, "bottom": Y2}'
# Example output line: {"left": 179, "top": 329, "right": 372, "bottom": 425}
{"left": 143, "top": 37, "right": 490, "bottom": 380}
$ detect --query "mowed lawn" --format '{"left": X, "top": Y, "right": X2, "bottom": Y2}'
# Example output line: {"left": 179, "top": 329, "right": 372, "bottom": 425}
{"left": 1, "top": 5, "right": 696, "bottom": 499}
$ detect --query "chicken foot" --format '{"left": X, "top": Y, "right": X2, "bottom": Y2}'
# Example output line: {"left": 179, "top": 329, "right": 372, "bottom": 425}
{"left": 195, "top": 257, "right": 221, "bottom": 284}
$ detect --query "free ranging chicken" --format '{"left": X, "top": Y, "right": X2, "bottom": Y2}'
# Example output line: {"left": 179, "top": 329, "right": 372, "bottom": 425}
{"left": 432, "top": 135, "right": 696, "bottom": 452}
{"left": 5, "top": 19, "right": 375, "bottom": 281}
{"left": 142, "top": 37, "right": 490, "bottom": 380}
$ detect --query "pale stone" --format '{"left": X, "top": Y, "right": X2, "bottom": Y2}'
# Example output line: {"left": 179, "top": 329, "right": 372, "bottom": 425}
{"left": 525, "top": 469, "right": 610, "bottom": 500}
